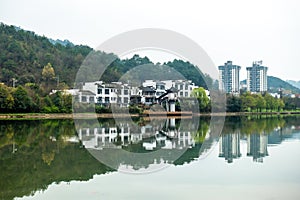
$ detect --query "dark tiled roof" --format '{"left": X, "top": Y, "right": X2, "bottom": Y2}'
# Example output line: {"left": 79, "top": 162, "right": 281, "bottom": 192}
{"left": 80, "top": 90, "right": 96, "bottom": 95}
{"left": 142, "top": 86, "right": 156, "bottom": 92}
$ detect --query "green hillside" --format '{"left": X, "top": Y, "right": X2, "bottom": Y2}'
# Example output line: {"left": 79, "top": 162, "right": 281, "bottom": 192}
{"left": 287, "top": 80, "right": 300, "bottom": 90}
{"left": 241, "top": 76, "right": 300, "bottom": 94}
{"left": 0, "top": 22, "right": 209, "bottom": 89}
{"left": 268, "top": 76, "right": 300, "bottom": 93}
{"left": 0, "top": 23, "right": 93, "bottom": 87}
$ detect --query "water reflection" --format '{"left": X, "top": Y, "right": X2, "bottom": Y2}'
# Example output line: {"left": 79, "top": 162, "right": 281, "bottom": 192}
{"left": 78, "top": 118, "right": 198, "bottom": 151}
{"left": 218, "top": 116, "right": 300, "bottom": 163}
{"left": 0, "top": 116, "right": 300, "bottom": 200}
{"left": 76, "top": 117, "right": 214, "bottom": 172}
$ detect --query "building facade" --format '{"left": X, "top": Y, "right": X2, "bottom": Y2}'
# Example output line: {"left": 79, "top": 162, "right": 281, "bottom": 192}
{"left": 246, "top": 61, "right": 268, "bottom": 93}
{"left": 142, "top": 80, "right": 198, "bottom": 98}
{"left": 218, "top": 61, "right": 241, "bottom": 94}
{"left": 73, "top": 80, "right": 199, "bottom": 107}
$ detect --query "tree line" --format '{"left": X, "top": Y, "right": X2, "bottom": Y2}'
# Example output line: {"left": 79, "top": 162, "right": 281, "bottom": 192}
{"left": 0, "top": 82, "right": 72, "bottom": 113}
{"left": 226, "top": 92, "right": 299, "bottom": 113}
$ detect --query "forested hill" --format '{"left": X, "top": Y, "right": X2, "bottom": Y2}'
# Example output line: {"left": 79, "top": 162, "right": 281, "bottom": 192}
{"left": 0, "top": 23, "right": 92, "bottom": 86}
{"left": 268, "top": 76, "right": 300, "bottom": 93}
{"left": 287, "top": 80, "right": 300, "bottom": 90}
{"left": 241, "top": 76, "right": 300, "bottom": 94}
{"left": 0, "top": 22, "right": 209, "bottom": 89}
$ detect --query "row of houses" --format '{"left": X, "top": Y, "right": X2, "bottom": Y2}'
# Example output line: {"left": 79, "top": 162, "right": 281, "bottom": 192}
{"left": 59, "top": 80, "right": 199, "bottom": 109}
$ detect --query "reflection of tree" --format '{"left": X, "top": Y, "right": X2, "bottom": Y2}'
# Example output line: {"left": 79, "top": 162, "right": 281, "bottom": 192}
{"left": 239, "top": 116, "right": 286, "bottom": 135}
{"left": 42, "top": 151, "right": 55, "bottom": 165}
{"left": 0, "top": 120, "right": 114, "bottom": 200}
{"left": 192, "top": 118, "right": 210, "bottom": 143}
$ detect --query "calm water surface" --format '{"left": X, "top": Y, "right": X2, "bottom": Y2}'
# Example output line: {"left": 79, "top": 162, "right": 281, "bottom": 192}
{"left": 1, "top": 116, "right": 300, "bottom": 200}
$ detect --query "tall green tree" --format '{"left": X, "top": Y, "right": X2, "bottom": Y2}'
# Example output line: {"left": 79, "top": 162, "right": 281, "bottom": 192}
{"left": 265, "top": 94, "right": 276, "bottom": 112}
{"left": 12, "top": 86, "right": 33, "bottom": 112}
{"left": 241, "top": 93, "right": 256, "bottom": 112}
{"left": 226, "top": 95, "right": 242, "bottom": 112}
{"left": 255, "top": 94, "right": 266, "bottom": 112}
{"left": 191, "top": 87, "right": 210, "bottom": 112}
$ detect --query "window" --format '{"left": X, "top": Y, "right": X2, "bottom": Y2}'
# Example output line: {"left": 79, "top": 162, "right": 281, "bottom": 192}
{"left": 124, "top": 97, "right": 129, "bottom": 103}
{"left": 97, "top": 97, "right": 102, "bottom": 103}
{"left": 81, "top": 96, "right": 87, "bottom": 102}
{"left": 74, "top": 95, "right": 79, "bottom": 101}
{"left": 97, "top": 88, "right": 102, "bottom": 94}
{"left": 157, "top": 85, "right": 164, "bottom": 90}
{"left": 105, "top": 89, "right": 109, "bottom": 95}
{"left": 89, "top": 96, "right": 94, "bottom": 103}
{"left": 185, "top": 92, "right": 188, "bottom": 97}
{"left": 146, "top": 98, "right": 152, "bottom": 102}
{"left": 124, "top": 89, "right": 128, "bottom": 95}
{"left": 180, "top": 92, "right": 183, "bottom": 96}
{"left": 105, "top": 97, "right": 109, "bottom": 103}
{"left": 180, "top": 85, "right": 183, "bottom": 90}
{"left": 185, "top": 85, "right": 188, "bottom": 90}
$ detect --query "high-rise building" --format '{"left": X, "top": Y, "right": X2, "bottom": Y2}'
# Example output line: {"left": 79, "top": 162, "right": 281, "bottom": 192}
{"left": 246, "top": 61, "right": 268, "bottom": 93}
{"left": 247, "top": 132, "right": 268, "bottom": 163}
{"left": 219, "top": 131, "right": 241, "bottom": 163}
{"left": 218, "top": 61, "right": 241, "bottom": 94}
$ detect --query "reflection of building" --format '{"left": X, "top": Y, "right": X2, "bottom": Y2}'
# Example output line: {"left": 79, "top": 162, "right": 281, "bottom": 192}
{"left": 219, "top": 131, "right": 241, "bottom": 163}
{"left": 218, "top": 61, "right": 241, "bottom": 94}
{"left": 247, "top": 133, "right": 268, "bottom": 162}
{"left": 246, "top": 61, "right": 268, "bottom": 93}
{"left": 77, "top": 118, "right": 197, "bottom": 151}
{"left": 74, "top": 117, "right": 216, "bottom": 171}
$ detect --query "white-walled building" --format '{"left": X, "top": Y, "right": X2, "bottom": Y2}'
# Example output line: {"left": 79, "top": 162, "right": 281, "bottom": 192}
{"left": 246, "top": 61, "right": 268, "bottom": 93}
{"left": 72, "top": 80, "right": 199, "bottom": 107}
{"left": 218, "top": 61, "right": 241, "bottom": 94}
{"left": 142, "top": 80, "right": 198, "bottom": 98}
{"left": 78, "top": 81, "right": 139, "bottom": 107}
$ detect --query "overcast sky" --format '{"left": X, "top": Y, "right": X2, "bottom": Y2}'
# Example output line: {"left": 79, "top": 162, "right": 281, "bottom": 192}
{"left": 0, "top": 0, "right": 299, "bottom": 80}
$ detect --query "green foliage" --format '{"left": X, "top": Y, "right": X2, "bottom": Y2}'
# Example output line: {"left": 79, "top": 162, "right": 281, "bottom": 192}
{"left": 255, "top": 94, "right": 266, "bottom": 112}
{"left": 0, "top": 120, "right": 114, "bottom": 200}
{"left": 42, "top": 62, "right": 55, "bottom": 81}
{"left": 41, "top": 92, "right": 72, "bottom": 113}
{"left": 226, "top": 95, "right": 242, "bottom": 112}
{"left": 164, "top": 59, "right": 208, "bottom": 89}
{"left": 12, "top": 86, "right": 33, "bottom": 112}
{"left": 226, "top": 92, "right": 298, "bottom": 113}
{"left": 191, "top": 87, "right": 210, "bottom": 112}
{"left": 268, "top": 76, "right": 300, "bottom": 94}
{"left": 0, "top": 22, "right": 210, "bottom": 90}
{"left": 0, "top": 23, "right": 92, "bottom": 87}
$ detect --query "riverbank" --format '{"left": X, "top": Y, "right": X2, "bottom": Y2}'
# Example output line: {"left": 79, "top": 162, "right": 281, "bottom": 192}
{"left": 0, "top": 111, "right": 300, "bottom": 119}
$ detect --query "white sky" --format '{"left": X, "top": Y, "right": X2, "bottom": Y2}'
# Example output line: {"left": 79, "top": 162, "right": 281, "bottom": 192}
{"left": 0, "top": 0, "right": 299, "bottom": 81}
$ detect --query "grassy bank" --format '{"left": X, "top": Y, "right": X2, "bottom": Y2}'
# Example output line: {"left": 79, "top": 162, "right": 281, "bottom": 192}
{"left": 0, "top": 111, "right": 300, "bottom": 120}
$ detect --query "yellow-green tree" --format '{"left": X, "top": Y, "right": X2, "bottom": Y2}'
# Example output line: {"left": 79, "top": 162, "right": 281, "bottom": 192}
{"left": 191, "top": 87, "right": 210, "bottom": 112}
{"left": 42, "top": 63, "right": 55, "bottom": 82}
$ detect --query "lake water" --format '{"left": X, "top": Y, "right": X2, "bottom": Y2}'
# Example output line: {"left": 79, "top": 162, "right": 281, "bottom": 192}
{"left": 1, "top": 116, "right": 300, "bottom": 200}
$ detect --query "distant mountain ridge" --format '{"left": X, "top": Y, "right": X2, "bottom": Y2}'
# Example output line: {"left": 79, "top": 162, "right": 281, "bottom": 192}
{"left": 286, "top": 80, "right": 300, "bottom": 90}
{"left": 48, "top": 38, "right": 74, "bottom": 47}
{"left": 241, "top": 76, "right": 300, "bottom": 94}
{"left": 268, "top": 76, "right": 300, "bottom": 93}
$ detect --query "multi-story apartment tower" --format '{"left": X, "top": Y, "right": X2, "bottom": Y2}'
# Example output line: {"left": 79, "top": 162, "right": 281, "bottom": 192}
{"left": 218, "top": 61, "right": 241, "bottom": 94}
{"left": 246, "top": 61, "right": 268, "bottom": 93}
